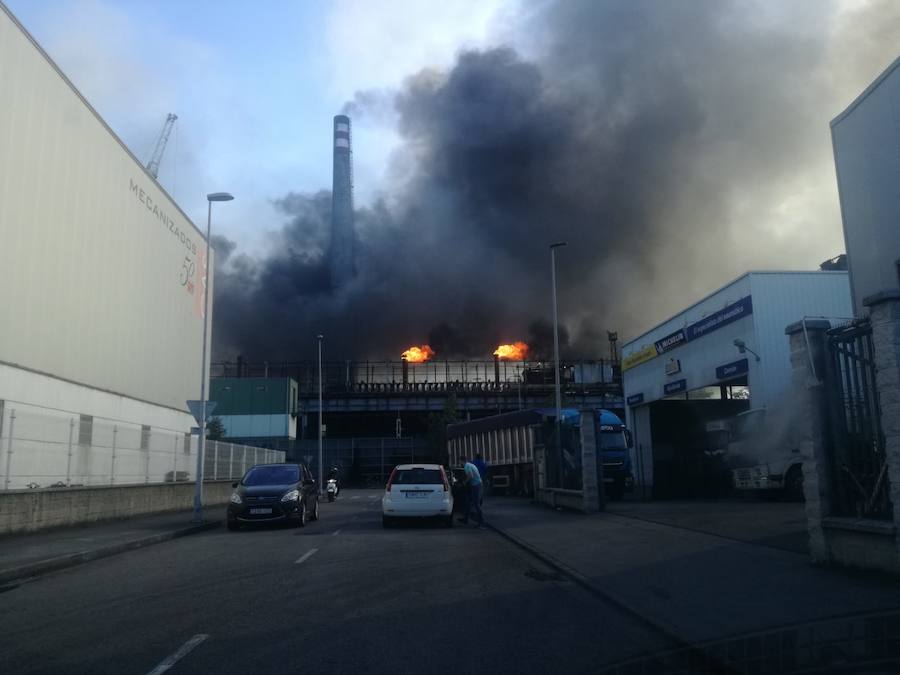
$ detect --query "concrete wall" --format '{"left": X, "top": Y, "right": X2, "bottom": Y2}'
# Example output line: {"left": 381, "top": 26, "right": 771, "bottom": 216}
{"left": 0, "top": 481, "right": 235, "bottom": 535}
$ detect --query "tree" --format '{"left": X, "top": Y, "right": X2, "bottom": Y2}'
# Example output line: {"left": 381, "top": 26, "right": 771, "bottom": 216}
{"left": 426, "top": 396, "right": 459, "bottom": 465}
{"left": 206, "top": 416, "right": 226, "bottom": 441}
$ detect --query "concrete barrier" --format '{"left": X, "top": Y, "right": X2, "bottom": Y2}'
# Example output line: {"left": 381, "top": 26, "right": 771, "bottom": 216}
{"left": 0, "top": 480, "right": 236, "bottom": 535}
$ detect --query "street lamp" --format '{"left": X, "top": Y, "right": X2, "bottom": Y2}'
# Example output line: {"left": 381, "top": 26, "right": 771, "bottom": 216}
{"left": 193, "top": 191, "right": 233, "bottom": 524}
{"left": 550, "top": 242, "right": 567, "bottom": 423}
{"left": 733, "top": 338, "right": 761, "bottom": 362}
{"left": 317, "top": 334, "right": 324, "bottom": 493}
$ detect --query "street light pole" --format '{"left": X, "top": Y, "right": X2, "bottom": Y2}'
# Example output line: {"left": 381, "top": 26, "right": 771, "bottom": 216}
{"left": 550, "top": 242, "right": 567, "bottom": 423}
{"left": 317, "top": 334, "right": 324, "bottom": 493}
{"left": 193, "top": 192, "right": 233, "bottom": 524}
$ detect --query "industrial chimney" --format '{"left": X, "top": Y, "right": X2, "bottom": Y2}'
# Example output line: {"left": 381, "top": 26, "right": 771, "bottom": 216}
{"left": 330, "top": 114, "right": 355, "bottom": 287}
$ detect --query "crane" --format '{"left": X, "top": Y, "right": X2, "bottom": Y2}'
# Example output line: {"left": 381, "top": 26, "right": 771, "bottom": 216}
{"left": 146, "top": 113, "right": 177, "bottom": 179}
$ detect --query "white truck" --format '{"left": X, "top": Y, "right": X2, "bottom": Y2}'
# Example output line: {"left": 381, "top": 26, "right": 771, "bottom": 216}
{"left": 727, "top": 408, "right": 804, "bottom": 499}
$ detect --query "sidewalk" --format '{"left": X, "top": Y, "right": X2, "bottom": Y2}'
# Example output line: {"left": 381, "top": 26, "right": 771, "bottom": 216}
{"left": 486, "top": 497, "right": 900, "bottom": 648}
{"left": 0, "top": 510, "right": 221, "bottom": 585}
{"left": 606, "top": 498, "right": 809, "bottom": 554}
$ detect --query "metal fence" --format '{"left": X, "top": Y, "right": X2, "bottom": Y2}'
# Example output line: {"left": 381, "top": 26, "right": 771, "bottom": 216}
{"left": 824, "top": 320, "right": 892, "bottom": 519}
{"left": 542, "top": 416, "right": 584, "bottom": 490}
{"left": 210, "top": 358, "right": 620, "bottom": 395}
{"left": 0, "top": 400, "right": 283, "bottom": 490}
{"left": 270, "top": 437, "right": 437, "bottom": 487}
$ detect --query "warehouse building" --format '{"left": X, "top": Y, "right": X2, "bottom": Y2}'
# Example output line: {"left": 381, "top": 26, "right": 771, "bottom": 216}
{"left": 621, "top": 271, "right": 851, "bottom": 498}
{"left": 0, "top": 6, "right": 212, "bottom": 487}
{"left": 831, "top": 55, "right": 900, "bottom": 317}
{"left": 208, "top": 378, "right": 299, "bottom": 446}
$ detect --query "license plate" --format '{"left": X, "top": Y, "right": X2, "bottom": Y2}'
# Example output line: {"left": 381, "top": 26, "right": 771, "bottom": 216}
{"left": 249, "top": 508, "right": 272, "bottom": 514}
{"left": 404, "top": 492, "right": 428, "bottom": 499}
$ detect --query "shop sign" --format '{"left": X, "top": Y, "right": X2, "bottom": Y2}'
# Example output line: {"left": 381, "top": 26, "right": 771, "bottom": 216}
{"left": 626, "top": 393, "right": 644, "bottom": 406}
{"left": 716, "top": 358, "right": 749, "bottom": 380}
{"left": 663, "top": 379, "right": 687, "bottom": 395}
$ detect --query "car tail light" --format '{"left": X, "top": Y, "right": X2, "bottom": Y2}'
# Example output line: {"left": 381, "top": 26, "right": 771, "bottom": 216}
{"left": 439, "top": 466, "right": 449, "bottom": 491}
{"left": 385, "top": 467, "right": 398, "bottom": 493}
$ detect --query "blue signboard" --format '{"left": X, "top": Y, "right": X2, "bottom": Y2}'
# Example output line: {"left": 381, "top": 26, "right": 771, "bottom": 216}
{"left": 663, "top": 379, "right": 687, "bottom": 395}
{"left": 716, "top": 358, "right": 748, "bottom": 380}
{"left": 654, "top": 328, "right": 687, "bottom": 355}
{"left": 686, "top": 296, "right": 753, "bottom": 341}
{"left": 626, "top": 393, "right": 644, "bottom": 406}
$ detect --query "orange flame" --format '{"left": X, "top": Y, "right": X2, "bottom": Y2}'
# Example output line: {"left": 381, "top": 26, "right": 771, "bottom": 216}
{"left": 493, "top": 341, "right": 529, "bottom": 360}
{"left": 401, "top": 345, "right": 435, "bottom": 363}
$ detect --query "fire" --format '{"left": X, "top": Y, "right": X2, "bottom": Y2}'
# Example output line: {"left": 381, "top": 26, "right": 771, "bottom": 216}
{"left": 401, "top": 345, "right": 435, "bottom": 363}
{"left": 494, "top": 341, "right": 529, "bottom": 360}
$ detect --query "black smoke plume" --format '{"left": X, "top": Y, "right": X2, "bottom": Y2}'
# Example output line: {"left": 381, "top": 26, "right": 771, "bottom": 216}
{"left": 212, "top": 0, "right": 900, "bottom": 361}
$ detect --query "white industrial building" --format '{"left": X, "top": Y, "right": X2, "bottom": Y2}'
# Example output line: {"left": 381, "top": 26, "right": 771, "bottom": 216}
{"left": 0, "top": 6, "right": 213, "bottom": 487}
{"left": 831, "top": 55, "right": 900, "bottom": 316}
{"left": 621, "top": 271, "right": 852, "bottom": 498}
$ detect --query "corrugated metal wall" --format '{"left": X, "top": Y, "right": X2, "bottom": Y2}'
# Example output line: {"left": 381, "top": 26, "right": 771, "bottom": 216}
{"left": 622, "top": 275, "right": 753, "bottom": 404}
{"left": 831, "top": 57, "right": 900, "bottom": 315}
{"left": 749, "top": 272, "right": 853, "bottom": 408}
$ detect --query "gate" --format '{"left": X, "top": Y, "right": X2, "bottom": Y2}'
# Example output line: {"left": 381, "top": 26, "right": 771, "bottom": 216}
{"left": 824, "top": 320, "right": 892, "bottom": 519}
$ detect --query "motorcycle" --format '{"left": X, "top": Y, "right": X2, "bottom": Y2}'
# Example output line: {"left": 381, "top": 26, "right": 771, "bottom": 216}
{"left": 326, "top": 478, "right": 339, "bottom": 502}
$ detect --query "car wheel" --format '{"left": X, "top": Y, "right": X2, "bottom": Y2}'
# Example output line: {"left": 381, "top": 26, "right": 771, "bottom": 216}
{"left": 310, "top": 498, "right": 319, "bottom": 521}
{"left": 227, "top": 521, "right": 239, "bottom": 532}
{"left": 382, "top": 515, "right": 393, "bottom": 528}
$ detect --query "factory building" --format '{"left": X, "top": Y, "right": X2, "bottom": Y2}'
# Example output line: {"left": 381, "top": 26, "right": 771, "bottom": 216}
{"left": 208, "top": 378, "right": 299, "bottom": 446}
{"left": 621, "top": 271, "right": 851, "bottom": 498}
{"left": 330, "top": 114, "right": 355, "bottom": 287}
{"left": 0, "top": 5, "right": 211, "bottom": 486}
{"left": 831, "top": 55, "right": 900, "bottom": 316}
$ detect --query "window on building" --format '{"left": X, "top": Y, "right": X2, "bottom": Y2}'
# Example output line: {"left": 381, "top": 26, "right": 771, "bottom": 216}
{"left": 141, "top": 425, "right": 151, "bottom": 450}
{"left": 687, "top": 387, "right": 723, "bottom": 400}
{"left": 183, "top": 432, "right": 191, "bottom": 454}
{"left": 78, "top": 415, "right": 93, "bottom": 446}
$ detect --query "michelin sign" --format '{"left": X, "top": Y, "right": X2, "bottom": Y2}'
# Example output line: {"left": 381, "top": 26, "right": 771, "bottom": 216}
{"left": 622, "top": 296, "right": 753, "bottom": 371}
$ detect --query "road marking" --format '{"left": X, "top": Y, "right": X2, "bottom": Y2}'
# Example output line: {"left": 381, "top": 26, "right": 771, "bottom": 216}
{"left": 146, "top": 634, "right": 209, "bottom": 675}
{"left": 368, "top": 495, "right": 378, "bottom": 499}
{"left": 350, "top": 496, "right": 360, "bottom": 500}
{"left": 332, "top": 529, "right": 341, "bottom": 536}
{"left": 295, "top": 548, "right": 319, "bottom": 564}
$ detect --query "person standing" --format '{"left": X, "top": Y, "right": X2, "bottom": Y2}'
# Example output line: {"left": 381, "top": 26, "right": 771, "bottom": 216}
{"left": 473, "top": 453, "right": 488, "bottom": 503}
{"left": 458, "top": 455, "right": 485, "bottom": 527}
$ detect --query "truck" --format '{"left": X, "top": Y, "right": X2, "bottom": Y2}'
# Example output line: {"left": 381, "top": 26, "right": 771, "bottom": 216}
{"left": 726, "top": 408, "right": 804, "bottom": 500}
{"left": 446, "top": 408, "right": 634, "bottom": 499}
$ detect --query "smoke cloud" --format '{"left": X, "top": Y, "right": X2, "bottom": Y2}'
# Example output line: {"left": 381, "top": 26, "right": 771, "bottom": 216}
{"left": 212, "top": 0, "right": 900, "bottom": 361}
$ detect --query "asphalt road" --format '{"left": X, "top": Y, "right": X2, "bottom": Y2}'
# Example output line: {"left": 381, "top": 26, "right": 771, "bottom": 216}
{"left": 0, "top": 489, "right": 677, "bottom": 675}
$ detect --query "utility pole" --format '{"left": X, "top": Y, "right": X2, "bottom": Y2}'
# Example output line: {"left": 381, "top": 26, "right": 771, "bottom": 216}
{"left": 550, "top": 242, "right": 567, "bottom": 422}
{"left": 550, "top": 241, "right": 566, "bottom": 489}
{"left": 317, "top": 335, "right": 324, "bottom": 493}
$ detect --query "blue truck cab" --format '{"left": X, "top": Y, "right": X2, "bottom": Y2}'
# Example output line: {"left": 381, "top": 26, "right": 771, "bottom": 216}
{"left": 596, "top": 409, "right": 634, "bottom": 500}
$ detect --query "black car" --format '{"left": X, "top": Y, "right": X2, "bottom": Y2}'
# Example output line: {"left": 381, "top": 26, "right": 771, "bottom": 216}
{"left": 227, "top": 463, "right": 319, "bottom": 531}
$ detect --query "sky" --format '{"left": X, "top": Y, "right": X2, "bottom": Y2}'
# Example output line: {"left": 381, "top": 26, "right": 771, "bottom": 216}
{"left": 5, "top": 0, "right": 900, "bottom": 360}
{"left": 6, "top": 0, "right": 509, "bottom": 253}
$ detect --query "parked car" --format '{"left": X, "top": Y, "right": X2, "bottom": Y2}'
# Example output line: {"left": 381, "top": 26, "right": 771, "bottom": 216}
{"left": 227, "top": 463, "right": 319, "bottom": 531}
{"left": 382, "top": 464, "right": 453, "bottom": 527}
